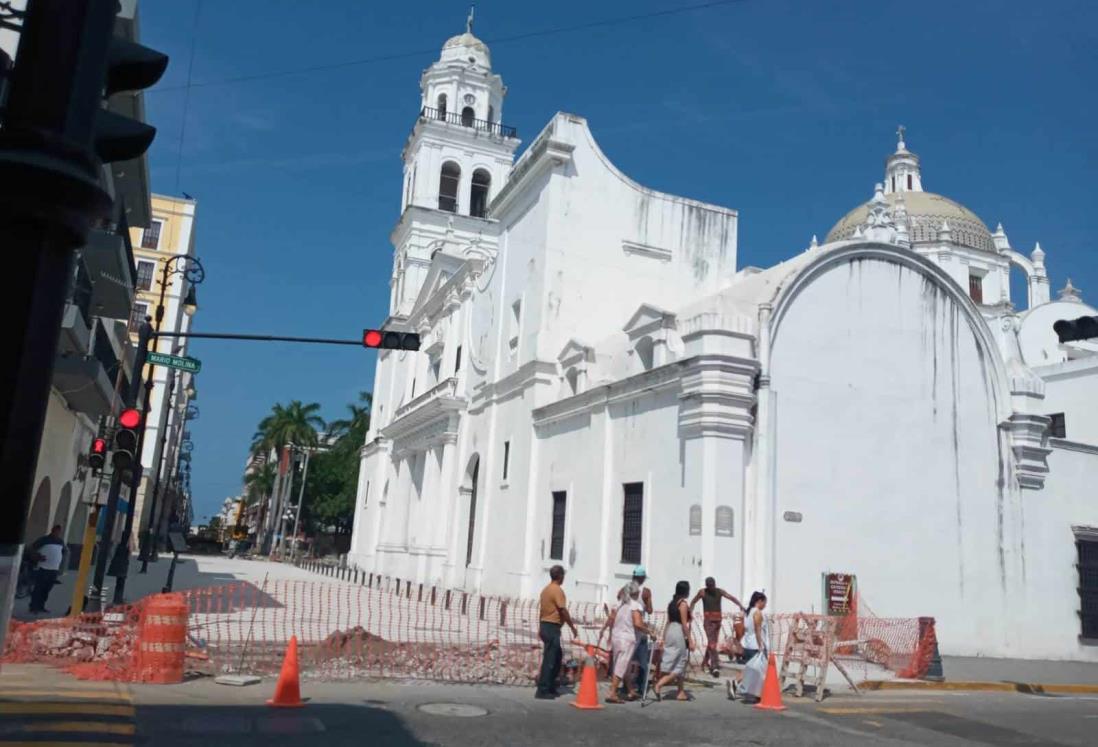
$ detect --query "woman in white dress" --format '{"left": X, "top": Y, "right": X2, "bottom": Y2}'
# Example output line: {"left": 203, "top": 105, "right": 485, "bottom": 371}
{"left": 601, "top": 582, "right": 651, "bottom": 703}
{"left": 729, "top": 591, "right": 768, "bottom": 702}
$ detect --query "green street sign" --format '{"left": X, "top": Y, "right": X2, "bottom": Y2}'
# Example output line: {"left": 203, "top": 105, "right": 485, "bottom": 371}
{"left": 148, "top": 351, "right": 202, "bottom": 373}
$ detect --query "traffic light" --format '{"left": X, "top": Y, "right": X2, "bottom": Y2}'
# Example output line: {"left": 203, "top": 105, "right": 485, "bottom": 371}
{"left": 95, "top": 10, "right": 169, "bottom": 164}
{"left": 1054, "top": 316, "right": 1098, "bottom": 344}
{"left": 88, "top": 437, "right": 107, "bottom": 473}
{"left": 112, "top": 407, "right": 142, "bottom": 472}
{"left": 363, "top": 329, "right": 420, "bottom": 351}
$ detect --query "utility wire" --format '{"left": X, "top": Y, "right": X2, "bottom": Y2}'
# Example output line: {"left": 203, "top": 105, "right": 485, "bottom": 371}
{"left": 174, "top": 0, "right": 203, "bottom": 193}
{"left": 149, "top": 0, "right": 746, "bottom": 94}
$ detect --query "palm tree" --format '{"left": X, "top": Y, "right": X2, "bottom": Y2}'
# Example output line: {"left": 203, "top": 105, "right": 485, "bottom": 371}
{"left": 249, "top": 400, "right": 324, "bottom": 555}
{"left": 243, "top": 463, "right": 275, "bottom": 505}
{"left": 326, "top": 391, "right": 372, "bottom": 443}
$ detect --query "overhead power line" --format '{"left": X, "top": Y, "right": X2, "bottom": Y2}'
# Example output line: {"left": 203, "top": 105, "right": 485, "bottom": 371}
{"left": 149, "top": 0, "right": 747, "bottom": 93}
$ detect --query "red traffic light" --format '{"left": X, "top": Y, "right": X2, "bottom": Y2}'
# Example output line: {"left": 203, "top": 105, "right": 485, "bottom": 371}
{"left": 92, "top": 437, "right": 107, "bottom": 454}
{"left": 119, "top": 408, "right": 141, "bottom": 429}
{"left": 363, "top": 329, "right": 383, "bottom": 348}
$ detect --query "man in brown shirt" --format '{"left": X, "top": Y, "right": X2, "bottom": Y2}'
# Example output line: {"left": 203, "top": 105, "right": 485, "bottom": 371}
{"left": 536, "top": 564, "right": 578, "bottom": 699}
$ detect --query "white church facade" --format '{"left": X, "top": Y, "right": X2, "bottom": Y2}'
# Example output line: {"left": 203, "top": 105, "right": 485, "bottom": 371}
{"left": 349, "top": 28, "right": 1098, "bottom": 660}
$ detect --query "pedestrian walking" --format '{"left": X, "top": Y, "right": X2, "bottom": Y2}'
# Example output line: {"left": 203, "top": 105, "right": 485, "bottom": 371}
{"left": 653, "top": 580, "right": 694, "bottom": 701}
{"left": 690, "top": 576, "right": 745, "bottom": 677}
{"left": 536, "top": 564, "right": 578, "bottom": 699}
{"left": 599, "top": 582, "right": 652, "bottom": 703}
{"left": 28, "top": 524, "right": 65, "bottom": 614}
{"left": 627, "top": 565, "right": 653, "bottom": 696}
{"left": 728, "top": 591, "right": 769, "bottom": 702}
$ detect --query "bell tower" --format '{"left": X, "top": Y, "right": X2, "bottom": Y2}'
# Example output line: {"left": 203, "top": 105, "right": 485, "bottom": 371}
{"left": 390, "top": 13, "right": 521, "bottom": 315}
{"left": 883, "top": 125, "right": 923, "bottom": 195}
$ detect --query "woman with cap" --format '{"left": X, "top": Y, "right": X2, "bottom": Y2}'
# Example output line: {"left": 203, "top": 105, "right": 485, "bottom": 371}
{"left": 600, "top": 582, "right": 652, "bottom": 703}
{"left": 653, "top": 580, "right": 694, "bottom": 701}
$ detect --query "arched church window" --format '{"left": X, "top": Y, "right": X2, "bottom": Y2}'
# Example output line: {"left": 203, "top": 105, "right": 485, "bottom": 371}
{"left": 470, "top": 169, "right": 491, "bottom": 218}
{"left": 635, "top": 336, "right": 655, "bottom": 371}
{"left": 437, "top": 94, "right": 447, "bottom": 120}
{"left": 715, "top": 506, "right": 734, "bottom": 537}
{"left": 461, "top": 106, "right": 475, "bottom": 127}
{"left": 689, "top": 505, "right": 702, "bottom": 535}
{"left": 438, "top": 161, "right": 460, "bottom": 212}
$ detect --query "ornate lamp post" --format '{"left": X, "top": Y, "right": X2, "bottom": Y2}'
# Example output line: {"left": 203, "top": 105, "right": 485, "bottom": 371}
{"left": 114, "top": 253, "right": 203, "bottom": 592}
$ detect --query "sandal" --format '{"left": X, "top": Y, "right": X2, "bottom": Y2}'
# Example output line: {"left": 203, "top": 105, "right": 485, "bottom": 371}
{"left": 605, "top": 696, "right": 624, "bottom": 704}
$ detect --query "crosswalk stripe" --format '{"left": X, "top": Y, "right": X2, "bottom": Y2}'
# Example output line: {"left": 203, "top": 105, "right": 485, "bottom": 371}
{"left": 0, "top": 690, "right": 132, "bottom": 703}
{"left": 21, "top": 721, "right": 135, "bottom": 735}
{"left": 0, "top": 703, "right": 134, "bottom": 716}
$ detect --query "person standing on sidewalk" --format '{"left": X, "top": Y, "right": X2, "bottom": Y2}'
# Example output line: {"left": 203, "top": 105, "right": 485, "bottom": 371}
{"left": 28, "top": 525, "right": 65, "bottom": 614}
{"left": 628, "top": 565, "right": 654, "bottom": 695}
{"left": 690, "top": 576, "right": 746, "bottom": 677}
{"left": 536, "top": 564, "right": 578, "bottom": 699}
{"left": 653, "top": 580, "right": 694, "bottom": 701}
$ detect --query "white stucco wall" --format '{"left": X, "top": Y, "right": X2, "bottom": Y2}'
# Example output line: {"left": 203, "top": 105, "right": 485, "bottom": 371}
{"left": 769, "top": 252, "right": 1024, "bottom": 655}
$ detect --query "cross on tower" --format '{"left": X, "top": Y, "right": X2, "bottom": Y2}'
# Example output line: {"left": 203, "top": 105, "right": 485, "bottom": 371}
{"left": 896, "top": 124, "right": 906, "bottom": 145}
{"left": 466, "top": 5, "right": 475, "bottom": 34}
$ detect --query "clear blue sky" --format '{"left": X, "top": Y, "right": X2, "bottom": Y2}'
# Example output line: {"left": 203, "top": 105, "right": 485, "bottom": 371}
{"left": 138, "top": 0, "right": 1098, "bottom": 523}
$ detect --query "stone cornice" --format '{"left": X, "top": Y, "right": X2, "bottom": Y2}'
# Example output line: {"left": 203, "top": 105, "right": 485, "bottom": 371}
{"left": 533, "top": 360, "right": 688, "bottom": 427}
{"left": 1050, "top": 438, "right": 1098, "bottom": 456}
{"left": 677, "top": 354, "right": 760, "bottom": 439}
{"left": 469, "top": 359, "right": 558, "bottom": 413}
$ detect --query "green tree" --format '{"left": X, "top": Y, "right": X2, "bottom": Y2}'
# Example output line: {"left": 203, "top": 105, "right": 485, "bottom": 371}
{"left": 303, "top": 392, "right": 372, "bottom": 536}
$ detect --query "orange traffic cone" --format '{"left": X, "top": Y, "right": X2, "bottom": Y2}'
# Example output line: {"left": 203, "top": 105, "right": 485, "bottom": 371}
{"left": 754, "top": 652, "right": 787, "bottom": 711}
{"left": 267, "top": 635, "right": 304, "bottom": 708}
{"left": 571, "top": 653, "right": 604, "bottom": 710}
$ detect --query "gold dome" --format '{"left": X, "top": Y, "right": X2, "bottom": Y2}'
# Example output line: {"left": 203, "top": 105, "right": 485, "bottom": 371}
{"left": 827, "top": 191, "right": 994, "bottom": 252}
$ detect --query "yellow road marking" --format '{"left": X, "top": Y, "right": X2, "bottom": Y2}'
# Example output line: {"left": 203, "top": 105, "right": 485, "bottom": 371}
{"left": 22, "top": 722, "right": 135, "bottom": 735}
{"left": 0, "top": 742, "right": 130, "bottom": 747}
{"left": 819, "top": 706, "right": 932, "bottom": 715}
{"left": 0, "top": 702, "right": 134, "bottom": 716}
{"left": 0, "top": 689, "right": 132, "bottom": 703}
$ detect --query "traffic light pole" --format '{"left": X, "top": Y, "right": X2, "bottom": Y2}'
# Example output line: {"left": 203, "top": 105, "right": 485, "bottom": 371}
{"left": 0, "top": 0, "right": 121, "bottom": 646}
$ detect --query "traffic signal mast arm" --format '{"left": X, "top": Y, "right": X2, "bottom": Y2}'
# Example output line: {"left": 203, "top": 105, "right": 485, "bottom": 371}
{"left": 154, "top": 329, "right": 420, "bottom": 350}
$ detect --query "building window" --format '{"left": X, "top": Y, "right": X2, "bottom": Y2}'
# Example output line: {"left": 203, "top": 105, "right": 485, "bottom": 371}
{"left": 128, "top": 301, "right": 148, "bottom": 333}
{"left": 1049, "top": 413, "right": 1066, "bottom": 439}
{"left": 135, "top": 260, "right": 155, "bottom": 291}
{"left": 436, "top": 93, "right": 447, "bottom": 119}
{"left": 715, "top": 506, "right": 734, "bottom": 537}
{"left": 438, "top": 162, "right": 460, "bottom": 213}
{"left": 635, "top": 336, "right": 655, "bottom": 371}
{"left": 907, "top": 174, "right": 913, "bottom": 190}
{"left": 550, "top": 491, "right": 566, "bottom": 561}
{"left": 1076, "top": 531, "right": 1098, "bottom": 640}
{"left": 509, "top": 300, "right": 521, "bottom": 354}
{"left": 502, "top": 441, "right": 510, "bottom": 481}
{"left": 455, "top": 345, "right": 462, "bottom": 374}
{"left": 363, "top": 481, "right": 370, "bottom": 508}
{"left": 430, "top": 354, "right": 441, "bottom": 385}
{"left": 621, "top": 482, "right": 643, "bottom": 565}
{"left": 140, "top": 219, "right": 162, "bottom": 249}
{"left": 968, "top": 273, "right": 984, "bottom": 304}
{"left": 688, "top": 504, "right": 701, "bottom": 536}
{"left": 488, "top": 104, "right": 495, "bottom": 123}
{"left": 470, "top": 168, "right": 491, "bottom": 218}
{"left": 461, "top": 106, "right": 475, "bottom": 127}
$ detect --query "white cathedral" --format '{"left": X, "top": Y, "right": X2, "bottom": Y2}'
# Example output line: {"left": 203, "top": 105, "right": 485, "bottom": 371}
{"left": 349, "top": 26, "right": 1098, "bottom": 660}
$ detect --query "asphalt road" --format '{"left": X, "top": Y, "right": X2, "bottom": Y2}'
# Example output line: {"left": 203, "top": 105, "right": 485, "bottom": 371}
{"left": 125, "top": 677, "right": 1098, "bottom": 746}
{"left": 3, "top": 664, "right": 1097, "bottom": 746}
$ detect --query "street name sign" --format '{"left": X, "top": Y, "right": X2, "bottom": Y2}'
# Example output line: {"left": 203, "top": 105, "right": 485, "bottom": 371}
{"left": 148, "top": 351, "right": 202, "bottom": 373}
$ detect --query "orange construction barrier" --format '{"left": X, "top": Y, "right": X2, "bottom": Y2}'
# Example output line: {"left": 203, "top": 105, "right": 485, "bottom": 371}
{"left": 754, "top": 652, "right": 787, "bottom": 711}
{"left": 134, "top": 593, "right": 187, "bottom": 684}
{"left": 268, "top": 635, "right": 304, "bottom": 707}
{"left": 571, "top": 653, "right": 603, "bottom": 710}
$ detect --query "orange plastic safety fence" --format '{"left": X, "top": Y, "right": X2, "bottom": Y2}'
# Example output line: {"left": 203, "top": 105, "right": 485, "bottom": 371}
{"left": 3, "top": 567, "right": 934, "bottom": 684}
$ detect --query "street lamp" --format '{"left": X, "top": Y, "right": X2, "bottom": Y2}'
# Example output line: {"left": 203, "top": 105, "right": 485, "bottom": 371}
{"left": 126, "top": 253, "right": 205, "bottom": 579}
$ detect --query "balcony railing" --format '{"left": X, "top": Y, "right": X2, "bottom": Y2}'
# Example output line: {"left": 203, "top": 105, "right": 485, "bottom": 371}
{"left": 420, "top": 106, "right": 517, "bottom": 139}
{"left": 394, "top": 376, "right": 459, "bottom": 421}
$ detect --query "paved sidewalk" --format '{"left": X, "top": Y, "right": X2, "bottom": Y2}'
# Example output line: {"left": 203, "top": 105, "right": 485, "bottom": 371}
{"left": 941, "top": 656, "right": 1098, "bottom": 685}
